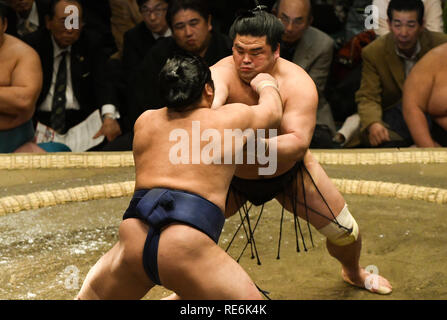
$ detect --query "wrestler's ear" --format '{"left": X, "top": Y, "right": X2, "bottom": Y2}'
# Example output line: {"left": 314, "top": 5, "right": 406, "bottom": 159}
{"left": 207, "top": 14, "right": 212, "bottom": 32}
{"left": 2, "top": 18, "right": 7, "bottom": 32}
{"left": 204, "top": 82, "right": 214, "bottom": 97}
{"left": 273, "top": 44, "right": 280, "bottom": 60}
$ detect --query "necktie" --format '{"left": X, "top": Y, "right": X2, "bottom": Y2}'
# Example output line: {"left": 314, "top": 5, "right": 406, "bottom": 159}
{"left": 51, "top": 51, "right": 68, "bottom": 134}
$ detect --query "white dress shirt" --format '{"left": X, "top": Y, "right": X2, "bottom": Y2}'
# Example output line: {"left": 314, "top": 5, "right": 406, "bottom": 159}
{"left": 38, "top": 37, "right": 81, "bottom": 112}
{"left": 152, "top": 28, "right": 172, "bottom": 40}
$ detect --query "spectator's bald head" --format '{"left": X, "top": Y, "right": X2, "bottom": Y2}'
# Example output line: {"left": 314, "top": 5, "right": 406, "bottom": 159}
{"left": 275, "top": 0, "right": 312, "bottom": 45}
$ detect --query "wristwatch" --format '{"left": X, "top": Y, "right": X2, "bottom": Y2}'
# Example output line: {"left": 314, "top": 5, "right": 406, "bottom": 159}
{"left": 103, "top": 113, "right": 118, "bottom": 120}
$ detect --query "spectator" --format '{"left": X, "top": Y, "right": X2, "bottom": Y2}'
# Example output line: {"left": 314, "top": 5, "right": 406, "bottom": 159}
{"left": 0, "top": 0, "right": 44, "bottom": 153}
{"left": 403, "top": 42, "right": 447, "bottom": 147}
{"left": 23, "top": 0, "right": 120, "bottom": 145}
{"left": 109, "top": 0, "right": 142, "bottom": 59}
{"left": 373, "top": 0, "right": 444, "bottom": 36}
{"left": 273, "top": 0, "right": 336, "bottom": 148}
{"left": 100, "top": 0, "right": 171, "bottom": 149}
{"left": 79, "top": 0, "right": 116, "bottom": 57}
{"left": 5, "top": 0, "right": 50, "bottom": 38}
{"left": 104, "top": 0, "right": 232, "bottom": 151}
{"left": 355, "top": 0, "right": 447, "bottom": 147}
{"left": 122, "top": 0, "right": 171, "bottom": 78}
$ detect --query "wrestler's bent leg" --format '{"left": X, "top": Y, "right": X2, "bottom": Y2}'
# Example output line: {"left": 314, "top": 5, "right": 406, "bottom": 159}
{"left": 276, "top": 150, "right": 392, "bottom": 294}
{"left": 276, "top": 150, "right": 345, "bottom": 229}
{"left": 76, "top": 218, "right": 155, "bottom": 299}
{"left": 162, "top": 190, "right": 248, "bottom": 300}
{"left": 158, "top": 224, "right": 262, "bottom": 300}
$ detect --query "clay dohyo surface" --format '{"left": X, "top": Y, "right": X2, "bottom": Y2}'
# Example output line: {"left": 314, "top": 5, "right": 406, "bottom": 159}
{"left": 0, "top": 159, "right": 446, "bottom": 300}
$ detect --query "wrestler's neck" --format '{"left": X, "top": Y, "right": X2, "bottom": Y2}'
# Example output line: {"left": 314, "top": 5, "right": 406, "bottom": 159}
{"left": 170, "top": 93, "right": 214, "bottom": 113}
{"left": 0, "top": 34, "right": 6, "bottom": 50}
{"left": 189, "top": 96, "right": 213, "bottom": 111}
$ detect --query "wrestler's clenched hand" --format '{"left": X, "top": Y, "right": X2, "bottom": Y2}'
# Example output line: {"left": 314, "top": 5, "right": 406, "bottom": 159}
{"left": 250, "top": 73, "right": 278, "bottom": 93}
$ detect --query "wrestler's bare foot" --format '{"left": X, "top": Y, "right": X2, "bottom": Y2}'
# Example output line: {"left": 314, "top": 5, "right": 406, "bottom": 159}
{"left": 342, "top": 267, "right": 392, "bottom": 295}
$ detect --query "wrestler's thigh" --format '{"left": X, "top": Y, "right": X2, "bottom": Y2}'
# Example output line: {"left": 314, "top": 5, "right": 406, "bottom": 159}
{"left": 78, "top": 219, "right": 154, "bottom": 299}
{"left": 276, "top": 150, "right": 345, "bottom": 229}
{"left": 116, "top": 219, "right": 155, "bottom": 288}
{"left": 157, "top": 224, "right": 262, "bottom": 300}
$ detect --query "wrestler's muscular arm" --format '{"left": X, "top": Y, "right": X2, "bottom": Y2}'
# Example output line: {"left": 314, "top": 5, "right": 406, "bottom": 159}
{"left": 210, "top": 64, "right": 283, "bottom": 126}
{"left": 218, "top": 73, "right": 283, "bottom": 130}
{"left": 268, "top": 69, "right": 318, "bottom": 162}
{"left": 210, "top": 64, "right": 230, "bottom": 109}
{"left": 403, "top": 54, "right": 439, "bottom": 147}
{"left": 0, "top": 41, "right": 42, "bottom": 130}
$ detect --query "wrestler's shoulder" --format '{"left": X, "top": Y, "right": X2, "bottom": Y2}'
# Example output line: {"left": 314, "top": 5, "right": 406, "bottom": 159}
{"left": 275, "top": 58, "right": 314, "bottom": 87}
{"left": 413, "top": 43, "right": 447, "bottom": 72}
{"left": 4, "top": 34, "right": 39, "bottom": 61}
{"left": 276, "top": 58, "right": 309, "bottom": 76}
{"left": 427, "top": 42, "right": 447, "bottom": 61}
{"left": 135, "top": 109, "right": 159, "bottom": 129}
{"left": 211, "top": 56, "right": 235, "bottom": 72}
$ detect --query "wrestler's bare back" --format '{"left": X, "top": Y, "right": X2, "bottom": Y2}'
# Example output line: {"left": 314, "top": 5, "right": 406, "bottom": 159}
{"left": 0, "top": 34, "right": 42, "bottom": 130}
{"left": 211, "top": 56, "right": 318, "bottom": 179}
{"left": 132, "top": 86, "right": 283, "bottom": 213}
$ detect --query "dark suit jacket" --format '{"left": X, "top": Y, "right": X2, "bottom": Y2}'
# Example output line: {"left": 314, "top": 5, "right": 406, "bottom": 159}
{"left": 5, "top": 0, "right": 50, "bottom": 38}
{"left": 126, "top": 31, "right": 232, "bottom": 129}
{"left": 122, "top": 22, "right": 158, "bottom": 82}
{"left": 23, "top": 29, "right": 112, "bottom": 131}
{"left": 79, "top": 0, "right": 116, "bottom": 56}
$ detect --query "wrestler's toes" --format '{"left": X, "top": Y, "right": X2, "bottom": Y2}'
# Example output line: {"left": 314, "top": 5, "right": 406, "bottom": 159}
{"left": 342, "top": 268, "right": 392, "bottom": 295}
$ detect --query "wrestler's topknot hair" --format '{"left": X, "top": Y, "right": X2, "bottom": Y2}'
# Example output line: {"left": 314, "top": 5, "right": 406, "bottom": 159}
{"left": 229, "top": 9, "right": 285, "bottom": 51}
{"left": 159, "top": 52, "right": 213, "bottom": 110}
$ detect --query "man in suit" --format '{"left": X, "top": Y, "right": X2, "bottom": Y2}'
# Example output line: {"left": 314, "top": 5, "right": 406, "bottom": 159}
{"left": 355, "top": 0, "right": 447, "bottom": 147}
{"left": 109, "top": 0, "right": 142, "bottom": 59}
{"left": 24, "top": 0, "right": 120, "bottom": 144}
{"left": 273, "top": 0, "right": 336, "bottom": 148}
{"left": 6, "top": 0, "right": 50, "bottom": 38}
{"left": 122, "top": 0, "right": 170, "bottom": 79}
{"left": 103, "top": 0, "right": 232, "bottom": 151}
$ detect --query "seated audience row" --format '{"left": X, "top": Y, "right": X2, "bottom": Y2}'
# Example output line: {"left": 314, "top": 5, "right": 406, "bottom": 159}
{"left": 1, "top": 0, "right": 446, "bottom": 153}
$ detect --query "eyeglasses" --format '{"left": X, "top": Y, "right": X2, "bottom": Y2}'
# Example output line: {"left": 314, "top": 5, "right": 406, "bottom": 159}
{"left": 278, "top": 15, "right": 305, "bottom": 28}
{"left": 140, "top": 5, "right": 168, "bottom": 17}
